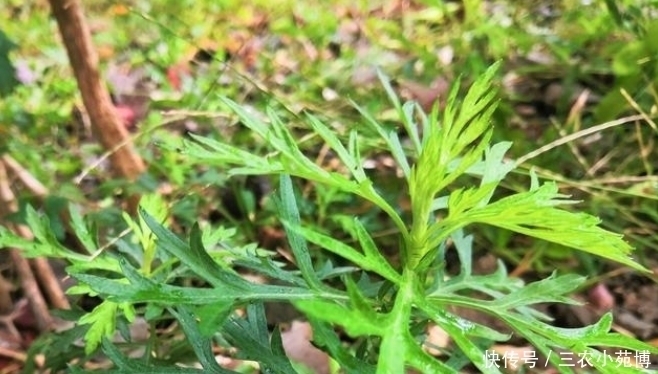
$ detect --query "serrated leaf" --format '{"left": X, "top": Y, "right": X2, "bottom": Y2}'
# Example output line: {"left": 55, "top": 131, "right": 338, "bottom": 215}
{"left": 405, "top": 66, "right": 503, "bottom": 268}
{"left": 170, "top": 307, "right": 229, "bottom": 373}
{"left": 480, "top": 142, "right": 515, "bottom": 186}
{"left": 79, "top": 301, "right": 118, "bottom": 354}
{"left": 233, "top": 255, "right": 308, "bottom": 287}
{"left": 118, "top": 257, "right": 161, "bottom": 289}
{"left": 376, "top": 69, "right": 422, "bottom": 155}
{"left": 376, "top": 271, "right": 418, "bottom": 373}
{"left": 275, "top": 174, "right": 323, "bottom": 290}
{"left": 350, "top": 218, "right": 401, "bottom": 283}
{"left": 497, "top": 312, "right": 658, "bottom": 374}
{"left": 0, "top": 212, "right": 120, "bottom": 273}
{"left": 285, "top": 222, "right": 399, "bottom": 283}
{"left": 222, "top": 303, "right": 297, "bottom": 374}
{"left": 295, "top": 298, "right": 385, "bottom": 337}
{"left": 68, "top": 205, "right": 97, "bottom": 254}
{"left": 352, "top": 100, "right": 411, "bottom": 178}
{"left": 306, "top": 114, "right": 366, "bottom": 182}
{"left": 419, "top": 302, "right": 506, "bottom": 373}
{"left": 404, "top": 337, "right": 457, "bottom": 373}
{"left": 307, "top": 319, "right": 376, "bottom": 374}
{"left": 73, "top": 270, "right": 235, "bottom": 304}
{"left": 220, "top": 98, "right": 287, "bottom": 152}
{"left": 435, "top": 265, "right": 525, "bottom": 301}
{"left": 447, "top": 182, "right": 498, "bottom": 218}
{"left": 424, "top": 302, "right": 510, "bottom": 342}
{"left": 101, "top": 339, "right": 211, "bottom": 373}
{"left": 470, "top": 183, "right": 647, "bottom": 272}
{"left": 185, "top": 133, "right": 281, "bottom": 173}
{"left": 74, "top": 266, "right": 329, "bottom": 305}
{"left": 345, "top": 276, "right": 378, "bottom": 320}
{"left": 490, "top": 273, "right": 585, "bottom": 309}
{"left": 141, "top": 209, "right": 247, "bottom": 289}
{"left": 268, "top": 109, "right": 334, "bottom": 179}
{"left": 348, "top": 130, "right": 370, "bottom": 182}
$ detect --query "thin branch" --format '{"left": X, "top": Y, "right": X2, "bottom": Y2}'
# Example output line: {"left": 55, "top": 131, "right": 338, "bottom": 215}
{"left": 48, "top": 0, "right": 146, "bottom": 213}
{"left": 1, "top": 155, "right": 48, "bottom": 198}
{"left": 0, "top": 164, "right": 53, "bottom": 332}
{"left": 516, "top": 114, "right": 645, "bottom": 165}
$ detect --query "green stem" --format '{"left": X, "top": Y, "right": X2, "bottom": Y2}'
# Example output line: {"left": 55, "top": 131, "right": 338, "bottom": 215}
{"left": 407, "top": 185, "right": 432, "bottom": 268}
{"left": 142, "top": 241, "right": 155, "bottom": 276}
{"left": 377, "top": 269, "right": 419, "bottom": 373}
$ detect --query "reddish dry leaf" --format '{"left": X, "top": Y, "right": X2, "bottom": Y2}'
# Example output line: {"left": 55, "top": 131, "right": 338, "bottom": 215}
{"left": 398, "top": 77, "right": 449, "bottom": 112}
{"left": 281, "top": 321, "right": 330, "bottom": 374}
{"left": 106, "top": 65, "right": 151, "bottom": 129}
{"left": 587, "top": 283, "right": 615, "bottom": 311}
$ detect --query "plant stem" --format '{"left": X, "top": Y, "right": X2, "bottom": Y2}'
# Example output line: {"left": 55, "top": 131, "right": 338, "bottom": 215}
{"left": 378, "top": 269, "right": 419, "bottom": 373}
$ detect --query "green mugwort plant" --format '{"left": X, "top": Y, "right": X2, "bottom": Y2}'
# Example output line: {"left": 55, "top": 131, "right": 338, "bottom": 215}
{"left": 176, "top": 61, "right": 657, "bottom": 373}
{"left": 2, "top": 62, "right": 656, "bottom": 373}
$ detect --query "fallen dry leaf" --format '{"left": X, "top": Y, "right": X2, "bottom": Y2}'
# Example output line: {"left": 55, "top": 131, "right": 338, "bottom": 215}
{"left": 423, "top": 324, "right": 450, "bottom": 356}
{"left": 281, "top": 320, "right": 330, "bottom": 374}
{"left": 587, "top": 283, "right": 615, "bottom": 311}
{"left": 398, "top": 77, "right": 449, "bottom": 112}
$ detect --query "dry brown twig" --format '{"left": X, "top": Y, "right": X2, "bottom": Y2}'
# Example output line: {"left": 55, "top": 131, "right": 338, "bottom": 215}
{"left": 1, "top": 155, "right": 48, "bottom": 198}
{"left": 0, "top": 346, "right": 27, "bottom": 363}
{"left": 1, "top": 156, "right": 71, "bottom": 311}
{"left": 48, "top": 0, "right": 146, "bottom": 214}
{"left": 17, "top": 225, "right": 70, "bottom": 311}
{"left": 0, "top": 163, "right": 53, "bottom": 332}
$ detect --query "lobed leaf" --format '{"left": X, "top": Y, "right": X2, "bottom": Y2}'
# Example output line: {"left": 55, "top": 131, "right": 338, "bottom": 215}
{"left": 306, "top": 114, "right": 367, "bottom": 182}
{"left": 469, "top": 183, "right": 647, "bottom": 272}
{"left": 376, "top": 69, "right": 422, "bottom": 155}
{"left": 222, "top": 303, "right": 297, "bottom": 374}
{"left": 306, "top": 318, "right": 377, "bottom": 374}
{"left": 489, "top": 273, "right": 585, "bottom": 310}
{"left": 352, "top": 100, "right": 412, "bottom": 178}
{"left": 78, "top": 301, "right": 119, "bottom": 354}
{"left": 68, "top": 204, "right": 97, "bottom": 254}
{"left": 140, "top": 209, "right": 248, "bottom": 289}
{"left": 285, "top": 222, "right": 401, "bottom": 283}
{"left": 170, "top": 307, "right": 229, "bottom": 373}
{"left": 295, "top": 292, "right": 386, "bottom": 338}
{"left": 102, "top": 339, "right": 209, "bottom": 374}
{"left": 274, "top": 174, "right": 324, "bottom": 290}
